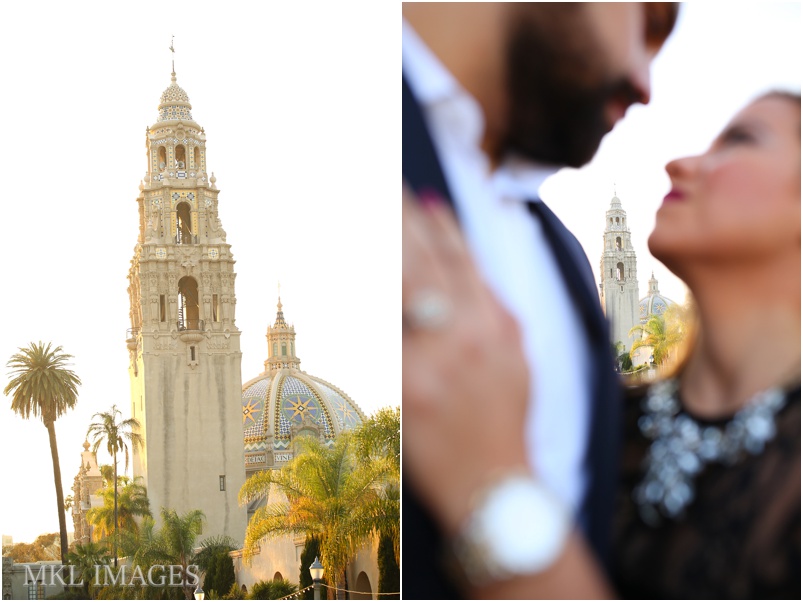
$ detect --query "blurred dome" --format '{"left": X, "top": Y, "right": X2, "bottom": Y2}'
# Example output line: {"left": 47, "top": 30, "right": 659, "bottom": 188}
{"left": 639, "top": 272, "right": 676, "bottom": 323}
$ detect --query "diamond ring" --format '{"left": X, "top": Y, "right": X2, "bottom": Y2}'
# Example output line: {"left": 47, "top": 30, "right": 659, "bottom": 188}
{"left": 403, "top": 290, "right": 453, "bottom": 331}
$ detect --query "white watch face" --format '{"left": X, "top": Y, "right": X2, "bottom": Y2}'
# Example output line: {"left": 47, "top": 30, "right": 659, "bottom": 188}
{"left": 475, "top": 476, "right": 570, "bottom": 576}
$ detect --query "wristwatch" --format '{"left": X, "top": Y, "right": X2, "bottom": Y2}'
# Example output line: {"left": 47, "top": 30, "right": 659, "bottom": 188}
{"left": 449, "top": 472, "right": 572, "bottom": 587}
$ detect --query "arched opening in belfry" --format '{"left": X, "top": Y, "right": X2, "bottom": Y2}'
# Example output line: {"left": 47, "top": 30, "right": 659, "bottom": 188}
{"left": 176, "top": 202, "right": 193, "bottom": 244}
{"left": 617, "top": 262, "right": 625, "bottom": 281}
{"left": 178, "top": 276, "right": 200, "bottom": 330}
{"left": 616, "top": 236, "right": 622, "bottom": 250}
{"left": 273, "top": 572, "right": 283, "bottom": 582}
{"left": 175, "top": 145, "right": 186, "bottom": 169}
{"left": 194, "top": 147, "right": 201, "bottom": 170}
{"left": 615, "top": 217, "right": 620, "bottom": 224}
{"left": 282, "top": 342, "right": 287, "bottom": 357}
{"left": 158, "top": 146, "right": 167, "bottom": 170}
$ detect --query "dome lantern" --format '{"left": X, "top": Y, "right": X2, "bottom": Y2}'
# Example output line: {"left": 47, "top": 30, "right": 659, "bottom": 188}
{"left": 265, "top": 296, "right": 299, "bottom": 373}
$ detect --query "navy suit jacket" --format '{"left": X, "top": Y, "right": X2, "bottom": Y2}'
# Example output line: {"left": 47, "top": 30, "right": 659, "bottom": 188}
{"left": 402, "top": 76, "right": 623, "bottom": 599}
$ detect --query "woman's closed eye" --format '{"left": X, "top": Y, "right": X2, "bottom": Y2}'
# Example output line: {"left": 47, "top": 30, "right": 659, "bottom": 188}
{"left": 718, "top": 125, "right": 757, "bottom": 146}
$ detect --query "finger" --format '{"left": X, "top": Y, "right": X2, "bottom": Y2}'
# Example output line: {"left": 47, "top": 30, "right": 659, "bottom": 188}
{"left": 402, "top": 190, "right": 454, "bottom": 304}
{"left": 422, "top": 197, "right": 488, "bottom": 301}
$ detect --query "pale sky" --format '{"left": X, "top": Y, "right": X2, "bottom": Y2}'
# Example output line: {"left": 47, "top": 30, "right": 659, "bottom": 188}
{"left": 1, "top": 2, "right": 800, "bottom": 544}
{"left": 0, "top": 1, "right": 399, "bottom": 543}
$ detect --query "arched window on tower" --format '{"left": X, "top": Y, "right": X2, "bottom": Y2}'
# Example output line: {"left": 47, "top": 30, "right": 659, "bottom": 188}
{"left": 176, "top": 202, "right": 193, "bottom": 244}
{"left": 615, "top": 236, "right": 622, "bottom": 250}
{"left": 194, "top": 147, "right": 201, "bottom": 170}
{"left": 273, "top": 342, "right": 278, "bottom": 357}
{"left": 617, "top": 262, "right": 625, "bottom": 281}
{"left": 282, "top": 342, "right": 287, "bottom": 356}
{"left": 615, "top": 217, "right": 620, "bottom": 224}
{"left": 158, "top": 146, "right": 167, "bottom": 170}
{"left": 175, "top": 145, "right": 186, "bottom": 169}
{"left": 178, "top": 276, "right": 201, "bottom": 330}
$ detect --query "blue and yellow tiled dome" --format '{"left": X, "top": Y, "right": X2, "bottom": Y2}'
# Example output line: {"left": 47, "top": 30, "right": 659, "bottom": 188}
{"left": 241, "top": 298, "right": 366, "bottom": 473}
{"left": 639, "top": 272, "right": 676, "bottom": 323}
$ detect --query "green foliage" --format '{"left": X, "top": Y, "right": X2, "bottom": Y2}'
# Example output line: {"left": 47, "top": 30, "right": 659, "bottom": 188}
{"left": 204, "top": 557, "right": 219, "bottom": 598}
{"left": 353, "top": 407, "right": 400, "bottom": 475}
{"left": 353, "top": 407, "right": 400, "bottom": 565}
{"left": 222, "top": 582, "right": 246, "bottom": 600}
{"left": 197, "top": 536, "right": 238, "bottom": 598}
{"left": 629, "top": 304, "right": 689, "bottom": 368}
{"left": 215, "top": 553, "right": 236, "bottom": 599}
{"left": 130, "top": 508, "right": 206, "bottom": 600}
{"left": 5, "top": 341, "right": 81, "bottom": 563}
{"left": 617, "top": 349, "right": 634, "bottom": 372}
{"left": 247, "top": 579, "right": 298, "bottom": 600}
{"left": 299, "top": 537, "right": 325, "bottom": 599}
{"left": 86, "top": 404, "right": 144, "bottom": 567}
{"left": 377, "top": 532, "right": 399, "bottom": 599}
{"left": 193, "top": 535, "right": 239, "bottom": 572}
{"left": 239, "top": 432, "right": 396, "bottom": 589}
{"left": 65, "top": 541, "right": 111, "bottom": 600}
{"left": 86, "top": 477, "right": 151, "bottom": 542}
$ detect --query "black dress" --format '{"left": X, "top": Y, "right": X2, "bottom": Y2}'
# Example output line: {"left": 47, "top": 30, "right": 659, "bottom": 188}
{"left": 612, "top": 382, "right": 801, "bottom": 599}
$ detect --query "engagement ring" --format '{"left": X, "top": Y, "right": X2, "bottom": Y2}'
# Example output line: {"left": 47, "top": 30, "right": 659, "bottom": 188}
{"left": 403, "top": 290, "right": 452, "bottom": 331}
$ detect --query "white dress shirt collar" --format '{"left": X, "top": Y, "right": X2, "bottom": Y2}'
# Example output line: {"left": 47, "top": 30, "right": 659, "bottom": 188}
{"left": 402, "top": 19, "right": 559, "bottom": 204}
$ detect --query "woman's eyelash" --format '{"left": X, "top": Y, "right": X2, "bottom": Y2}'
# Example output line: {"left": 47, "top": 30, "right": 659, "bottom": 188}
{"left": 721, "top": 128, "right": 753, "bottom": 143}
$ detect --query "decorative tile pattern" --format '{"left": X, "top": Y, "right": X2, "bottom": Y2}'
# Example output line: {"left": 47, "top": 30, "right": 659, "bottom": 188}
{"left": 314, "top": 380, "right": 362, "bottom": 430}
{"left": 242, "top": 377, "right": 271, "bottom": 440}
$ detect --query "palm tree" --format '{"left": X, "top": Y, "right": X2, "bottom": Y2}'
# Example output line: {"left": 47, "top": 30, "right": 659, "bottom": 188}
{"left": 86, "top": 476, "right": 151, "bottom": 542}
{"left": 86, "top": 404, "right": 143, "bottom": 567}
{"left": 239, "top": 433, "right": 395, "bottom": 593}
{"left": 4, "top": 341, "right": 81, "bottom": 563}
{"left": 353, "top": 407, "right": 401, "bottom": 563}
{"left": 65, "top": 541, "right": 110, "bottom": 599}
{"left": 629, "top": 307, "right": 688, "bottom": 368}
{"left": 133, "top": 508, "right": 206, "bottom": 600}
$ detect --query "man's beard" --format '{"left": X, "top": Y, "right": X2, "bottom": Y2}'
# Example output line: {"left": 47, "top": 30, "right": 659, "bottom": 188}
{"left": 501, "top": 8, "right": 642, "bottom": 168}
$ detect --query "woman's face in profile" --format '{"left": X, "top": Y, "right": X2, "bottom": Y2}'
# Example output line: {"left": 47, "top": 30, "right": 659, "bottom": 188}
{"left": 648, "top": 96, "right": 801, "bottom": 268}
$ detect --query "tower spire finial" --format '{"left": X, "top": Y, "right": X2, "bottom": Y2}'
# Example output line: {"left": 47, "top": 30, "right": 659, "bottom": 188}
{"left": 169, "top": 35, "right": 176, "bottom": 80}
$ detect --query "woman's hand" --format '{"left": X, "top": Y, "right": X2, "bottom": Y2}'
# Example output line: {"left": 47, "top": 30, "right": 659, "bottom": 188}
{"left": 402, "top": 185, "right": 531, "bottom": 535}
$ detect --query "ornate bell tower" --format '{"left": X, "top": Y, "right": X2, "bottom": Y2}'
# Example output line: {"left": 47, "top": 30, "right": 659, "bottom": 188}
{"left": 126, "top": 66, "right": 246, "bottom": 542}
{"left": 599, "top": 193, "right": 640, "bottom": 351}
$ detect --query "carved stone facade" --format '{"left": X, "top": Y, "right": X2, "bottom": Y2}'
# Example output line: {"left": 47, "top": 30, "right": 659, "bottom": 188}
{"left": 599, "top": 194, "right": 640, "bottom": 349}
{"left": 70, "top": 442, "right": 104, "bottom": 546}
{"left": 127, "top": 70, "right": 247, "bottom": 542}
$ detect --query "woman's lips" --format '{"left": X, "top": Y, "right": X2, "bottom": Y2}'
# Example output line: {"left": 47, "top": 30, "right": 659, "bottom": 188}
{"left": 663, "top": 189, "right": 685, "bottom": 202}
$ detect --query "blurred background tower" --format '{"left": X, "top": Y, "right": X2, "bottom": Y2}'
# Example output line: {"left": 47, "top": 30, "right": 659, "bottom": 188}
{"left": 599, "top": 193, "right": 640, "bottom": 350}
